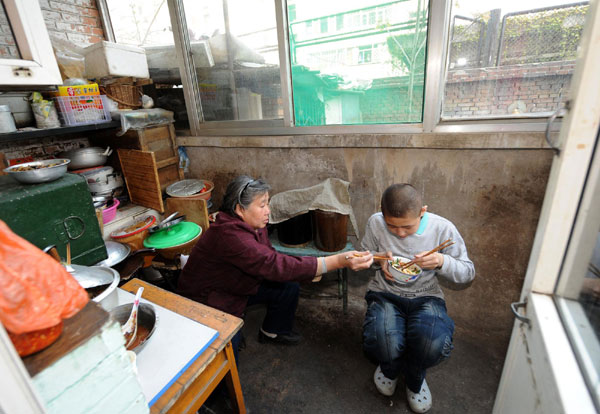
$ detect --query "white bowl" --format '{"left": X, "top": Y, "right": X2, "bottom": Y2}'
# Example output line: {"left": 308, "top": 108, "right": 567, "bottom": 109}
{"left": 388, "top": 256, "right": 423, "bottom": 284}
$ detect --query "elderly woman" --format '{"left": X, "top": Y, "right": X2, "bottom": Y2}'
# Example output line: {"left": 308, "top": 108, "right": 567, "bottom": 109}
{"left": 177, "top": 175, "right": 372, "bottom": 356}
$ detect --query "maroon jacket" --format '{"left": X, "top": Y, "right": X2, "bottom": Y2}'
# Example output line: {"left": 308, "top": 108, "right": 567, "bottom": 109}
{"left": 177, "top": 212, "right": 317, "bottom": 317}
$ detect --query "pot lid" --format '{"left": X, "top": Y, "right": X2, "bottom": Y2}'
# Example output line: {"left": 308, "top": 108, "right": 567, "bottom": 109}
{"left": 110, "top": 215, "right": 157, "bottom": 238}
{"left": 143, "top": 221, "right": 200, "bottom": 249}
{"left": 95, "top": 241, "right": 131, "bottom": 267}
{"left": 166, "top": 179, "right": 205, "bottom": 197}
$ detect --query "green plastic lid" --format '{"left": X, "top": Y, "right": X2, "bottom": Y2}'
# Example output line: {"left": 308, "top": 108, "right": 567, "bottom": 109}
{"left": 143, "top": 221, "right": 201, "bottom": 249}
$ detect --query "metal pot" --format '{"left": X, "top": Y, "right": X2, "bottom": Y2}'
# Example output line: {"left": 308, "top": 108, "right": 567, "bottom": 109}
{"left": 58, "top": 146, "right": 112, "bottom": 170}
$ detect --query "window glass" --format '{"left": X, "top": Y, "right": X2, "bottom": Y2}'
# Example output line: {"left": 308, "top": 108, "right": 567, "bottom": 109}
{"left": 443, "top": 1, "right": 589, "bottom": 120}
{"left": 288, "top": 0, "right": 428, "bottom": 126}
{"left": 183, "top": 0, "right": 283, "bottom": 122}
{"left": 106, "top": 0, "right": 190, "bottom": 129}
{"left": 0, "top": 1, "right": 21, "bottom": 59}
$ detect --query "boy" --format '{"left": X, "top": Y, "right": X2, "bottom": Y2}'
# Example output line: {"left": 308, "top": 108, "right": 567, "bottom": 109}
{"left": 360, "top": 184, "right": 475, "bottom": 413}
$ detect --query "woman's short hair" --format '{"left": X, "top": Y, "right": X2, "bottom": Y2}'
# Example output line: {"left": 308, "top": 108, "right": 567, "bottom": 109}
{"left": 381, "top": 183, "right": 422, "bottom": 218}
{"left": 220, "top": 175, "right": 271, "bottom": 216}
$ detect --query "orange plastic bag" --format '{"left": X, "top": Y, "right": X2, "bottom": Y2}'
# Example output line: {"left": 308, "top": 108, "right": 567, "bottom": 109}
{"left": 0, "top": 220, "right": 89, "bottom": 335}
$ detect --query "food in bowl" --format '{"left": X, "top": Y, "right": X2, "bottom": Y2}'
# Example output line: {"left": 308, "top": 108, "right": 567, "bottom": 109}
{"left": 388, "top": 256, "right": 422, "bottom": 284}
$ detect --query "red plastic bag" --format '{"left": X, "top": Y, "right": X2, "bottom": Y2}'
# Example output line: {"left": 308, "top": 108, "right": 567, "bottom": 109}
{"left": 0, "top": 220, "right": 89, "bottom": 335}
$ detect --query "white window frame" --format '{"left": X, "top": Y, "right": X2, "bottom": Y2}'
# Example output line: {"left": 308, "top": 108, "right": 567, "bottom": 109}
{"left": 100, "top": 0, "right": 568, "bottom": 136}
{"left": 0, "top": 0, "right": 62, "bottom": 86}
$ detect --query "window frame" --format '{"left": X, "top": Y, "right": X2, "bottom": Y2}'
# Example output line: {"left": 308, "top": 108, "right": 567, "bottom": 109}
{"left": 0, "top": 0, "right": 62, "bottom": 86}
{"left": 120, "top": 0, "right": 567, "bottom": 136}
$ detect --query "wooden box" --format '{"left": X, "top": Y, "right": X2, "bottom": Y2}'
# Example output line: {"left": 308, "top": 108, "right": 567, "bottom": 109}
{"left": 118, "top": 148, "right": 183, "bottom": 213}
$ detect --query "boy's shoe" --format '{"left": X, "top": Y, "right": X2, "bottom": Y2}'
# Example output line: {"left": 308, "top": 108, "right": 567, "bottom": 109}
{"left": 406, "top": 379, "right": 432, "bottom": 413}
{"left": 258, "top": 328, "right": 302, "bottom": 345}
{"left": 373, "top": 365, "right": 398, "bottom": 396}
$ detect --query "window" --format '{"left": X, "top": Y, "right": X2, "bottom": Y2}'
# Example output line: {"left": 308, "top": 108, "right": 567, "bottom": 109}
{"left": 320, "top": 17, "right": 328, "bottom": 33}
{"left": 182, "top": 0, "right": 282, "bottom": 122}
{"left": 358, "top": 45, "right": 372, "bottom": 64}
{"left": 442, "top": 1, "right": 589, "bottom": 120}
{"left": 288, "top": 0, "right": 428, "bottom": 126}
{"left": 0, "top": 0, "right": 61, "bottom": 85}
{"left": 106, "top": 0, "right": 191, "bottom": 129}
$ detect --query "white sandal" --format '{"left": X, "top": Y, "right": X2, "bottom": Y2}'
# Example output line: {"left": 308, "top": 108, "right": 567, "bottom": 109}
{"left": 406, "top": 379, "right": 432, "bottom": 413}
{"left": 373, "top": 365, "right": 397, "bottom": 396}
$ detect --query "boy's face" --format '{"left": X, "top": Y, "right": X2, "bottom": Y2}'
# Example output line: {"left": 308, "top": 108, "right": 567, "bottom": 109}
{"left": 383, "top": 206, "right": 427, "bottom": 238}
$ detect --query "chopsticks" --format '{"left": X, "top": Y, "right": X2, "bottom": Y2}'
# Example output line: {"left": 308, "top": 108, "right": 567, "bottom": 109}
{"left": 399, "top": 239, "right": 455, "bottom": 269}
{"left": 352, "top": 239, "right": 454, "bottom": 265}
{"left": 353, "top": 253, "right": 390, "bottom": 260}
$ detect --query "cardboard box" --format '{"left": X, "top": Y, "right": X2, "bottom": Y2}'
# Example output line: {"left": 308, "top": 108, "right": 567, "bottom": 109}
{"left": 54, "top": 83, "right": 100, "bottom": 97}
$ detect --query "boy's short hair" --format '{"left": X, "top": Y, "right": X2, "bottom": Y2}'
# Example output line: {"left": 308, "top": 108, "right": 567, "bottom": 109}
{"left": 381, "top": 184, "right": 422, "bottom": 218}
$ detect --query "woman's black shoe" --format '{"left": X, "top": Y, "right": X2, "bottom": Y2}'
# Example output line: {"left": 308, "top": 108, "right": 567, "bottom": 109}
{"left": 258, "top": 329, "right": 302, "bottom": 345}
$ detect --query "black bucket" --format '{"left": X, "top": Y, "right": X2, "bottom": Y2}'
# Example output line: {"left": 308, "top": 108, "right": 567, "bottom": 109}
{"left": 276, "top": 213, "right": 313, "bottom": 247}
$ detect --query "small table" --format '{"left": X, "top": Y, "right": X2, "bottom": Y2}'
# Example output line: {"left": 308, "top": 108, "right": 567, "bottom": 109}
{"left": 269, "top": 232, "right": 354, "bottom": 314}
{"left": 121, "top": 279, "right": 246, "bottom": 414}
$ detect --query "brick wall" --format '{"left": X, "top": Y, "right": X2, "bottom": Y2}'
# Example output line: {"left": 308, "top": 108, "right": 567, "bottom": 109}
{"left": 0, "top": 0, "right": 104, "bottom": 59}
{"left": 39, "top": 0, "right": 104, "bottom": 46}
{"left": 443, "top": 61, "right": 575, "bottom": 118}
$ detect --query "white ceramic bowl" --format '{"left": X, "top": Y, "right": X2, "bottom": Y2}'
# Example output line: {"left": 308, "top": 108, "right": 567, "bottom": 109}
{"left": 388, "top": 256, "right": 423, "bottom": 284}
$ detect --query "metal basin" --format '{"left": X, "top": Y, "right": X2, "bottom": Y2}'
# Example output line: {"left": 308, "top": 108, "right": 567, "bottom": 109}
{"left": 3, "top": 159, "right": 70, "bottom": 184}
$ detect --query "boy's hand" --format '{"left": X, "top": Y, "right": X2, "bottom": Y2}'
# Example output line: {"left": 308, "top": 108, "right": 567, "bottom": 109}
{"left": 413, "top": 252, "right": 444, "bottom": 270}
{"left": 377, "top": 251, "right": 395, "bottom": 281}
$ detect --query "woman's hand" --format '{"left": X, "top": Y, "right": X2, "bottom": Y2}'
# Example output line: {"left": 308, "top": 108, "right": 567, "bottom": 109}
{"left": 339, "top": 251, "right": 374, "bottom": 271}
{"left": 413, "top": 252, "right": 444, "bottom": 270}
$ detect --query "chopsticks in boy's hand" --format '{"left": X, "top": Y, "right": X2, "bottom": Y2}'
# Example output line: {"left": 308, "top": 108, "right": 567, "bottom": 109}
{"left": 400, "top": 239, "right": 455, "bottom": 269}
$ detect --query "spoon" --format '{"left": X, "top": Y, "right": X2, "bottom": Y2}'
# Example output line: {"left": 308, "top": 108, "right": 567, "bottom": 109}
{"left": 122, "top": 287, "right": 144, "bottom": 349}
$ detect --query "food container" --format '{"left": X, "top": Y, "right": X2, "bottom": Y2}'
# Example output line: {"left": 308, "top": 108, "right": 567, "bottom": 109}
{"left": 0, "top": 104, "right": 17, "bottom": 133}
{"left": 83, "top": 41, "right": 150, "bottom": 79}
{"left": 276, "top": 212, "right": 313, "bottom": 247}
{"left": 70, "top": 264, "right": 120, "bottom": 310}
{"left": 3, "top": 159, "right": 70, "bottom": 184}
{"left": 143, "top": 221, "right": 202, "bottom": 259}
{"left": 109, "top": 303, "right": 157, "bottom": 353}
{"left": 388, "top": 256, "right": 423, "bottom": 284}
{"left": 313, "top": 210, "right": 348, "bottom": 252}
{"left": 111, "top": 215, "right": 157, "bottom": 251}
{"left": 7, "top": 322, "right": 63, "bottom": 357}
{"left": 58, "top": 146, "right": 112, "bottom": 170}
{"left": 102, "top": 198, "right": 120, "bottom": 224}
{"left": 166, "top": 179, "right": 214, "bottom": 201}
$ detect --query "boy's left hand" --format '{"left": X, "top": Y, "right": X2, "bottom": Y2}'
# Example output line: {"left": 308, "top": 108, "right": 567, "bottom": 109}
{"left": 413, "top": 252, "right": 444, "bottom": 270}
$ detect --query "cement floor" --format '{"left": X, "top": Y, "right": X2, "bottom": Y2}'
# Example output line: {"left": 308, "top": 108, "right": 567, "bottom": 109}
{"left": 202, "top": 289, "right": 505, "bottom": 414}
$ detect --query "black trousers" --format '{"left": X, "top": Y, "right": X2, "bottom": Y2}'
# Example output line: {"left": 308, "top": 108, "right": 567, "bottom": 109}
{"left": 231, "top": 280, "right": 300, "bottom": 362}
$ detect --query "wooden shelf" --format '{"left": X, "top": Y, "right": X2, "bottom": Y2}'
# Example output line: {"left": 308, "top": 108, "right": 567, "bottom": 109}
{"left": 0, "top": 120, "right": 120, "bottom": 143}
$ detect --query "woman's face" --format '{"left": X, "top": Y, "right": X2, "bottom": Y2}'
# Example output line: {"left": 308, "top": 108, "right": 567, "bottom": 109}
{"left": 235, "top": 192, "right": 270, "bottom": 230}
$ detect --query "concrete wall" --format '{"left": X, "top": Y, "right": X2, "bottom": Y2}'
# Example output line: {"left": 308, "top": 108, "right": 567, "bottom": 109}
{"left": 179, "top": 134, "right": 554, "bottom": 358}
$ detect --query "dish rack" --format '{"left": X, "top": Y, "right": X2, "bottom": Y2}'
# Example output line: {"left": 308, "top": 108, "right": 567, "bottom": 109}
{"left": 54, "top": 95, "right": 112, "bottom": 126}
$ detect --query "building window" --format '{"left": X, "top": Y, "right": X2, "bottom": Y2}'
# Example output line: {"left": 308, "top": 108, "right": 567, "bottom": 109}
{"left": 358, "top": 45, "right": 372, "bottom": 64}
{"left": 442, "top": 1, "right": 589, "bottom": 120}
{"left": 288, "top": 0, "right": 428, "bottom": 126}
{"left": 320, "top": 17, "right": 328, "bottom": 33}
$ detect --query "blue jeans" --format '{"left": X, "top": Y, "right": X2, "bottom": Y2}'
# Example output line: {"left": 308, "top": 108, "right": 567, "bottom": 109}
{"left": 362, "top": 291, "right": 455, "bottom": 393}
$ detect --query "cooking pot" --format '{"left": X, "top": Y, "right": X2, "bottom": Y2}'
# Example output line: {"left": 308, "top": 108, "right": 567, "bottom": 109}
{"left": 68, "top": 264, "right": 120, "bottom": 310}
{"left": 58, "top": 146, "right": 112, "bottom": 170}
{"left": 143, "top": 221, "right": 202, "bottom": 259}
